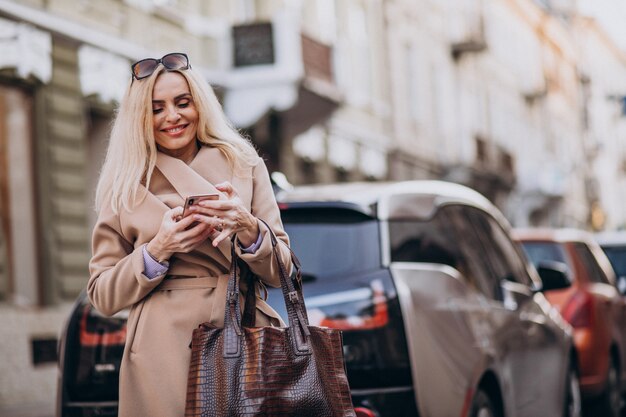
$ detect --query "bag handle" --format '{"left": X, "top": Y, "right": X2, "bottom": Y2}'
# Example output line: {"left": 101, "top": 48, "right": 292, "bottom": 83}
{"left": 240, "top": 222, "right": 306, "bottom": 327}
{"left": 223, "top": 220, "right": 311, "bottom": 358}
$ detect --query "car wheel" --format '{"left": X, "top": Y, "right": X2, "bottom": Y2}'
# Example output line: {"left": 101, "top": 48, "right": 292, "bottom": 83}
{"left": 598, "top": 355, "right": 621, "bottom": 417}
{"left": 564, "top": 361, "right": 582, "bottom": 417}
{"left": 470, "top": 388, "right": 499, "bottom": 417}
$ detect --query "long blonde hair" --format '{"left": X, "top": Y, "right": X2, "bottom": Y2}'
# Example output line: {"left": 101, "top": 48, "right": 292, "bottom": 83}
{"left": 95, "top": 65, "right": 259, "bottom": 213}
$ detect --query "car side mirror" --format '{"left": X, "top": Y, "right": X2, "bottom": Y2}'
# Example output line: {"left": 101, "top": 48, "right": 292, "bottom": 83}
{"left": 536, "top": 261, "right": 570, "bottom": 292}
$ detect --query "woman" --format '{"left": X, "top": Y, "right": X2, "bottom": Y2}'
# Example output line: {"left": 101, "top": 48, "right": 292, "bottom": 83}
{"left": 88, "top": 53, "right": 291, "bottom": 417}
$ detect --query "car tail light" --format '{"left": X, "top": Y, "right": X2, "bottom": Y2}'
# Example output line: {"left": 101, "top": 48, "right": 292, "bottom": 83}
{"left": 66, "top": 303, "right": 127, "bottom": 401}
{"left": 355, "top": 407, "right": 378, "bottom": 417}
{"left": 310, "top": 280, "right": 389, "bottom": 330}
{"left": 562, "top": 292, "right": 594, "bottom": 328}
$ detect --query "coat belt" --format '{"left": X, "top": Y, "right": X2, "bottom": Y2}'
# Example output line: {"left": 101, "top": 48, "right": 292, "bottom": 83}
{"left": 155, "top": 276, "right": 222, "bottom": 291}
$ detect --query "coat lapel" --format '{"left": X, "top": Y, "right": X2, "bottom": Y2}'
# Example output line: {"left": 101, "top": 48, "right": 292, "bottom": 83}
{"left": 156, "top": 149, "right": 221, "bottom": 198}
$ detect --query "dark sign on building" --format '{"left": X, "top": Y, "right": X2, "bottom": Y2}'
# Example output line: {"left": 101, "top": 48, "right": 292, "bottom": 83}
{"left": 233, "top": 22, "right": 275, "bottom": 67}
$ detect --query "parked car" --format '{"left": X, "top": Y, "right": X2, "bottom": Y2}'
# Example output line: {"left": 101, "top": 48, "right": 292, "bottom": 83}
{"left": 596, "top": 231, "right": 626, "bottom": 295}
{"left": 58, "top": 181, "right": 579, "bottom": 417}
{"left": 514, "top": 228, "right": 626, "bottom": 417}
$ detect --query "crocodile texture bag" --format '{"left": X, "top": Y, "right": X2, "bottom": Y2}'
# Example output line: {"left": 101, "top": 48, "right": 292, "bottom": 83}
{"left": 185, "top": 222, "right": 355, "bottom": 417}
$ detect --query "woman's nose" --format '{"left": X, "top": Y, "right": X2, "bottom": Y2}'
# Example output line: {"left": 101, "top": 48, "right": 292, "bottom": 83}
{"left": 165, "top": 106, "right": 181, "bottom": 123}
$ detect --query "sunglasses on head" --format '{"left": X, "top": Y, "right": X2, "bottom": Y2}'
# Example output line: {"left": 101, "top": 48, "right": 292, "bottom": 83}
{"left": 131, "top": 52, "right": 190, "bottom": 81}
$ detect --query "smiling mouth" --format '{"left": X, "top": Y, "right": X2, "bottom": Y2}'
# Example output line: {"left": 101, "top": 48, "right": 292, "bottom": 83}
{"left": 162, "top": 124, "right": 188, "bottom": 134}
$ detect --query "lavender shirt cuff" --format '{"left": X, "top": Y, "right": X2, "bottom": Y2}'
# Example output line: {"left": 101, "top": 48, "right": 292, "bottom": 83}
{"left": 239, "top": 232, "right": 263, "bottom": 254}
{"left": 142, "top": 245, "right": 169, "bottom": 279}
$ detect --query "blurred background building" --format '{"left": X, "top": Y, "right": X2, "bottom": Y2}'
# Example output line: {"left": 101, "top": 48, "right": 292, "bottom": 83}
{"left": 0, "top": 0, "right": 625, "bottom": 413}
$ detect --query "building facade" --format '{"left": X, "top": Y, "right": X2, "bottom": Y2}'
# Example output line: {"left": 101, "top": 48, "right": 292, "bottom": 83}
{"left": 384, "top": 0, "right": 599, "bottom": 227}
{"left": 574, "top": 16, "right": 626, "bottom": 230}
{"left": 0, "top": 0, "right": 625, "bottom": 412}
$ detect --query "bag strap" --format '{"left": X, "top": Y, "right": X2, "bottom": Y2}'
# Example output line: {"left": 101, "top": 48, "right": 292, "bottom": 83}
{"left": 223, "top": 220, "right": 311, "bottom": 358}
{"left": 223, "top": 235, "right": 244, "bottom": 357}
{"left": 240, "top": 260, "right": 257, "bottom": 328}
{"left": 240, "top": 222, "right": 306, "bottom": 328}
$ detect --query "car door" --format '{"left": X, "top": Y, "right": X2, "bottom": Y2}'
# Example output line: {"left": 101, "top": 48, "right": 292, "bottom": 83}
{"left": 444, "top": 206, "right": 528, "bottom": 416}
{"left": 387, "top": 205, "right": 493, "bottom": 417}
{"left": 472, "top": 210, "right": 568, "bottom": 417}
{"left": 573, "top": 243, "right": 626, "bottom": 385}
{"left": 463, "top": 207, "right": 567, "bottom": 417}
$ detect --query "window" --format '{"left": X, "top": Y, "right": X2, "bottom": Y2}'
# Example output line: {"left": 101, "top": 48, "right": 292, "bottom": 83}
{"left": 573, "top": 243, "right": 610, "bottom": 285}
{"left": 444, "top": 205, "right": 504, "bottom": 301}
{"left": 282, "top": 208, "right": 380, "bottom": 280}
{"left": 470, "top": 211, "right": 533, "bottom": 287}
{"left": 520, "top": 241, "right": 568, "bottom": 266}
{"left": 603, "top": 246, "right": 626, "bottom": 278}
{"left": 389, "top": 213, "right": 463, "bottom": 268}
{"left": 389, "top": 205, "right": 501, "bottom": 301}
{"left": 315, "top": 0, "right": 337, "bottom": 44}
{"left": 405, "top": 43, "right": 419, "bottom": 122}
{"left": 335, "top": 4, "right": 372, "bottom": 105}
{"left": 520, "top": 241, "right": 572, "bottom": 281}
{"left": 0, "top": 85, "right": 39, "bottom": 304}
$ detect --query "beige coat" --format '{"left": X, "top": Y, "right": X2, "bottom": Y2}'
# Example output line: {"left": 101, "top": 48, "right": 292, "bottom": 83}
{"left": 88, "top": 146, "right": 291, "bottom": 417}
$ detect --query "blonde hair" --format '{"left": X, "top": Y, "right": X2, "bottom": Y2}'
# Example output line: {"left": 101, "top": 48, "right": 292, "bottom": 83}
{"left": 95, "top": 65, "right": 259, "bottom": 213}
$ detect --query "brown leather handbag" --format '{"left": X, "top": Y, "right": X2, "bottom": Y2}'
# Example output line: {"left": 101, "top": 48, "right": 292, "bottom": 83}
{"left": 185, "top": 223, "right": 356, "bottom": 417}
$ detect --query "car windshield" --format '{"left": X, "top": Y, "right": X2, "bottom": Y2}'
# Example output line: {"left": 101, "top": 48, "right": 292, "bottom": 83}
{"left": 520, "top": 241, "right": 567, "bottom": 267}
{"left": 281, "top": 207, "right": 381, "bottom": 279}
{"left": 602, "top": 246, "right": 626, "bottom": 278}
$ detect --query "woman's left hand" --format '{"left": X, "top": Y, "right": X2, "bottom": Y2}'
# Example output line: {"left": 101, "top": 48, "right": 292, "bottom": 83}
{"left": 189, "top": 181, "right": 259, "bottom": 247}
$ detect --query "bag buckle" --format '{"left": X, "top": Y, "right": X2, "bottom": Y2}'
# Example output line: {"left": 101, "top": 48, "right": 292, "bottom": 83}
{"left": 288, "top": 291, "right": 299, "bottom": 304}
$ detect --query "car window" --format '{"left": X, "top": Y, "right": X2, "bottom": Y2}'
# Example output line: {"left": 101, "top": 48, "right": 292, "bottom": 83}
{"left": 464, "top": 207, "right": 532, "bottom": 287}
{"left": 602, "top": 246, "right": 626, "bottom": 278}
{"left": 389, "top": 205, "right": 499, "bottom": 300}
{"left": 471, "top": 212, "right": 532, "bottom": 287}
{"left": 389, "top": 209, "right": 466, "bottom": 269}
{"left": 282, "top": 207, "right": 381, "bottom": 279}
{"left": 442, "top": 205, "right": 504, "bottom": 301}
{"left": 573, "top": 242, "right": 610, "bottom": 285}
{"left": 520, "top": 241, "right": 568, "bottom": 267}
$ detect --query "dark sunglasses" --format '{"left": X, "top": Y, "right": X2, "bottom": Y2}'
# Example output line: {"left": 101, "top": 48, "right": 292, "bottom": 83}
{"left": 131, "top": 52, "right": 190, "bottom": 80}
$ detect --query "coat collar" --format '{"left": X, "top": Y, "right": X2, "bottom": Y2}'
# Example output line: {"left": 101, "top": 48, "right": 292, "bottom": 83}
{"left": 155, "top": 146, "right": 222, "bottom": 199}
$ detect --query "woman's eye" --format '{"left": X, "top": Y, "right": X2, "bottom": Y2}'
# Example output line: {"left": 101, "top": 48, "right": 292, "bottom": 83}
{"left": 178, "top": 101, "right": 190, "bottom": 108}
{"left": 152, "top": 108, "right": 163, "bottom": 114}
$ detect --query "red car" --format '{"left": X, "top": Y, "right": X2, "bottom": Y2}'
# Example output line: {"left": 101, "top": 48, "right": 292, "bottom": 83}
{"left": 514, "top": 228, "right": 626, "bottom": 417}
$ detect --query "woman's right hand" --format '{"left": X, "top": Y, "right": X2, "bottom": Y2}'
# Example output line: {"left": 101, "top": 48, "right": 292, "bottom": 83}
{"left": 146, "top": 207, "right": 214, "bottom": 262}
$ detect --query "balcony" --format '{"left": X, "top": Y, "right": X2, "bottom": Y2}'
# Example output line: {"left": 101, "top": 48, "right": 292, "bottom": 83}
{"left": 279, "top": 33, "right": 342, "bottom": 139}
{"left": 449, "top": 1, "right": 487, "bottom": 60}
{"left": 444, "top": 135, "right": 516, "bottom": 204}
{"left": 221, "top": 15, "right": 341, "bottom": 137}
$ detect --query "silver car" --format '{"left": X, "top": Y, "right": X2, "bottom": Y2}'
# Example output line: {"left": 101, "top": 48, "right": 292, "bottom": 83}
{"left": 271, "top": 180, "right": 579, "bottom": 417}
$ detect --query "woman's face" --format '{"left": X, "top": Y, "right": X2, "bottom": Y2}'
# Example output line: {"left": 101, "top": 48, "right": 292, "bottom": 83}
{"left": 151, "top": 71, "right": 199, "bottom": 159}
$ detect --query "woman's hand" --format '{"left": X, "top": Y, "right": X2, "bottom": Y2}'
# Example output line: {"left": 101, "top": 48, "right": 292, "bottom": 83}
{"left": 146, "top": 206, "right": 215, "bottom": 262}
{"left": 189, "top": 182, "right": 259, "bottom": 248}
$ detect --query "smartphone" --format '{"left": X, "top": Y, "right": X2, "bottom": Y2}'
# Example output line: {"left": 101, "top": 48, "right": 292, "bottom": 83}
{"left": 181, "top": 193, "right": 219, "bottom": 219}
